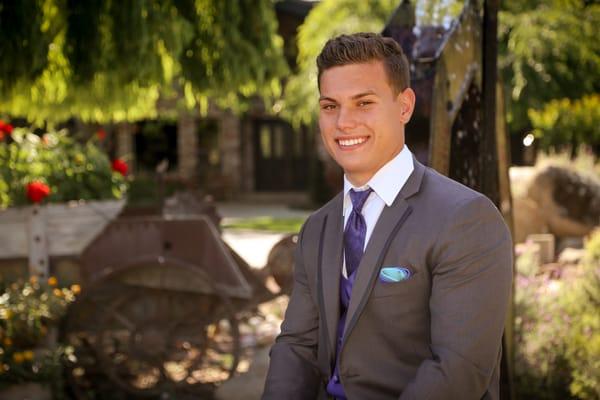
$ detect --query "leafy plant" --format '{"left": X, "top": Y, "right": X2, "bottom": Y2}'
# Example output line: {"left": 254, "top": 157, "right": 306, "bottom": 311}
{"left": 0, "top": 277, "right": 79, "bottom": 396}
{"left": 514, "top": 231, "right": 600, "bottom": 399}
{"left": 529, "top": 94, "right": 600, "bottom": 154}
{"left": 0, "top": 125, "right": 128, "bottom": 208}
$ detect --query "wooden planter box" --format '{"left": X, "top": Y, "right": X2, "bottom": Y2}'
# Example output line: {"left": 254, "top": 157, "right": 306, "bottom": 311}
{"left": 0, "top": 200, "right": 125, "bottom": 277}
{"left": 0, "top": 382, "right": 52, "bottom": 400}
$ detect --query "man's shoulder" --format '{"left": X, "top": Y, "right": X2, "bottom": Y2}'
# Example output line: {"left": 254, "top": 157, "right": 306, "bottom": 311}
{"left": 420, "top": 166, "right": 488, "bottom": 207}
{"left": 302, "top": 192, "right": 342, "bottom": 230}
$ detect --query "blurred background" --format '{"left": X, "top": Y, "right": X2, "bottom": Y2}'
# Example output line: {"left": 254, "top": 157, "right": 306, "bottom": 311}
{"left": 0, "top": 0, "right": 598, "bottom": 399}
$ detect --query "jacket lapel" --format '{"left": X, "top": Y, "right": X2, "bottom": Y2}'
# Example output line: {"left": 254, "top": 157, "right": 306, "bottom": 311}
{"left": 318, "top": 192, "right": 344, "bottom": 366}
{"left": 342, "top": 157, "right": 426, "bottom": 344}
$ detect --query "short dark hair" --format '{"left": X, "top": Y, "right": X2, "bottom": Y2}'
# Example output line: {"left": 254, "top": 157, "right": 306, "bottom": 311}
{"left": 316, "top": 32, "right": 410, "bottom": 94}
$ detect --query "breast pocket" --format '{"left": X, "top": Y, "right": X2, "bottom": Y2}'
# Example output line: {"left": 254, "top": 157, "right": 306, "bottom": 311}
{"left": 369, "top": 264, "right": 423, "bottom": 299}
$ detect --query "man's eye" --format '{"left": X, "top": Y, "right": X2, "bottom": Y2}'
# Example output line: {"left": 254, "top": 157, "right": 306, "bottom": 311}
{"left": 358, "top": 101, "right": 373, "bottom": 107}
{"left": 321, "top": 104, "right": 336, "bottom": 110}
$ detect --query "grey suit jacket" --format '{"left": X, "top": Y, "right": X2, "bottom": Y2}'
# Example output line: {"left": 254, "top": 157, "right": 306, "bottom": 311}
{"left": 262, "top": 158, "right": 513, "bottom": 400}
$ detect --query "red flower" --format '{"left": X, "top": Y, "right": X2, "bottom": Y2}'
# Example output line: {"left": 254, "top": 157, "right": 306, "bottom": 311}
{"left": 96, "top": 128, "right": 106, "bottom": 141}
{"left": 26, "top": 181, "right": 51, "bottom": 203}
{"left": 0, "top": 120, "right": 13, "bottom": 140}
{"left": 0, "top": 120, "right": 14, "bottom": 135}
{"left": 111, "top": 159, "right": 128, "bottom": 176}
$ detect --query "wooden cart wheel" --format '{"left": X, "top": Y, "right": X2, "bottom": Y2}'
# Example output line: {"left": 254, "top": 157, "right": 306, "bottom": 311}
{"left": 96, "top": 286, "right": 239, "bottom": 397}
{"left": 63, "top": 282, "right": 241, "bottom": 398}
{"left": 62, "top": 283, "right": 129, "bottom": 400}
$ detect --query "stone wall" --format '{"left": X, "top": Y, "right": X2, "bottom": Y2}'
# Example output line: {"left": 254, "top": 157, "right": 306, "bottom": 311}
{"left": 218, "top": 111, "right": 242, "bottom": 196}
{"left": 177, "top": 113, "right": 198, "bottom": 182}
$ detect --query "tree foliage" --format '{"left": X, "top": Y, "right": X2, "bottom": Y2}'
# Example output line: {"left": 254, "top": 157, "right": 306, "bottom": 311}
{"left": 0, "top": 0, "right": 287, "bottom": 124}
{"left": 529, "top": 94, "right": 600, "bottom": 152}
{"left": 499, "top": 0, "right": 600, "bottom": 138}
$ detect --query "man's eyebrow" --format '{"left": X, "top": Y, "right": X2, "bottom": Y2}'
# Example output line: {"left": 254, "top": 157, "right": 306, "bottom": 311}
{"left": 351, "top": 90, "right": 377, "bottom": 99}
{"left": 319, "top": 91, "right": 378, "bottom": 102}
{"left": 318, "top": 96, "right": 337, "bottom": 102}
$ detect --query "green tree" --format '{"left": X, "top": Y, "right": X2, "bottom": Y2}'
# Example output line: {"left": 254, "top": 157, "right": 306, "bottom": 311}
{"left": 529, "top": 94, "right": 600, "bottom": 154}
{"left": 499, "top": 0, "right": 600, "bottom": 141}
{"left": 0, "top": 0, "right": 287, "bottom": 124}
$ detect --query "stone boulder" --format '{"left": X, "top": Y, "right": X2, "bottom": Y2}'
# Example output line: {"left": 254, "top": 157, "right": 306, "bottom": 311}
{"left": 527, "top": 166, "right": 600, "bottom": 238}
{"left": 511, "top": 165, "right": 600, "bottom": 243}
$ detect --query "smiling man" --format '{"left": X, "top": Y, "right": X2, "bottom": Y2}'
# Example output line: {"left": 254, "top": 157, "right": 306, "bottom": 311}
{"left": 262, "top": 33, "right": 513, "bottom": 400}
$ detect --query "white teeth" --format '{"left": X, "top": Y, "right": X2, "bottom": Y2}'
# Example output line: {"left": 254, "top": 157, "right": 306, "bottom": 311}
{"left": 338, "top": 137, "right": 367, "bottom": 147}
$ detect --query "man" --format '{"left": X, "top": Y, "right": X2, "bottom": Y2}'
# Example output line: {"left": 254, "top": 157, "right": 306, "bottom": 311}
{"left": 262, "top": 32, "right": 512, "bottom": 400}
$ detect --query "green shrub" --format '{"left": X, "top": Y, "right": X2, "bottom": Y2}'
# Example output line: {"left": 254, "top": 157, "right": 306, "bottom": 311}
{"left": 0, "top": 277, "right": 79, "bottom": 397}
{"left": 0, "top": 127, "right": 128, "bottom": 208}
{"left": 514, "top": 231, "right": 600, "bottom": 399}
{"left": 529, "top": 94, "right": 600, "bottom": 154}
{"left": 566, "top": 232, "right": 600, "bottom": 398}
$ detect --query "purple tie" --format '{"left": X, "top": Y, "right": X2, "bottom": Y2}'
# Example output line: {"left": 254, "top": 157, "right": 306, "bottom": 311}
{"left": 344, "top": 188, "right": 373, "bottom": 276}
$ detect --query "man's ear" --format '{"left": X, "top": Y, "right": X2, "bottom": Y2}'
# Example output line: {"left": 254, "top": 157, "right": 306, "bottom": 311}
{"left": 397, "top": 88, "right": 416, "bottom": 124}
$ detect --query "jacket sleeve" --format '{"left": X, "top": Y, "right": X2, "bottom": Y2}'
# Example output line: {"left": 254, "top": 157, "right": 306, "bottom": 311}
{"left": 400, "top": 195, "right": 513, "bottom": 400}
{"left": 262, "top": 220, "right": 322, "bottom": 400}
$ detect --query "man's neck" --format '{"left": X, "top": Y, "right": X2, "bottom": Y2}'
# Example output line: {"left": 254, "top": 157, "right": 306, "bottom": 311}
{"left": 345, "top": 147, "right": 405, "bottom": 188}
{"left": 344, "top": 173, "right": 372, "bottom": 188}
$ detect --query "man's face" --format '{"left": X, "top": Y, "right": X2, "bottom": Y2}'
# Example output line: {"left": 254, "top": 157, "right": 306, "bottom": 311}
{"left": 318, "top": 61, "right": 415, "bottom": 186}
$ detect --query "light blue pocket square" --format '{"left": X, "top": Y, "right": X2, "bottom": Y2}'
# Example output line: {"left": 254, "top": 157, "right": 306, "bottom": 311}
{"left": 379, "top": 266, "right": 414, "bottom": 283}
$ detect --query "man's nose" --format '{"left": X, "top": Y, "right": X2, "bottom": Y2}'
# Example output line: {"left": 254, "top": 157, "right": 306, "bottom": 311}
{"left": 336, "top": 107, "right": 357, "bottom": 131}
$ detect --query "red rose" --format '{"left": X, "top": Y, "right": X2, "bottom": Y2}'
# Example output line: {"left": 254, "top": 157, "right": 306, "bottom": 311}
{"left": 96, "top": 128, "right": 106, "bottom": 141}
{"left": 26, "top": 181, "right": 51, "bottom": 203}
{"left": 111, "top": 159, "right": 128, "bottom": 176}
{"left": 0, "top": 120, "right": 13, "bottom": 135}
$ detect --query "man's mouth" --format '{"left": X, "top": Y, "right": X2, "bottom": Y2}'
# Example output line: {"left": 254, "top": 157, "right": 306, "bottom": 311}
{"left": 336, "top": 136, "right": 369, "bottom": 149}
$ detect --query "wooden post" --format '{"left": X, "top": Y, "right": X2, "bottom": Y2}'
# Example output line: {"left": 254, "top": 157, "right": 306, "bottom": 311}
{"left": 481, "top": 0, "right": 500, "bottom": 204}
{"left": 482, "top": 1, "right": 514, "bottom": 399}
{"left": 27, "top": 205, "right": 49, "bottom": 278}
{"left": 116, "top": 122, "right": 135, "bottom": 171}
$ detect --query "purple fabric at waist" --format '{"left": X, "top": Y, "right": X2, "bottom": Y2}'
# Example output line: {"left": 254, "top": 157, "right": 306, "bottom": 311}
{"left": 326, "top": 273, "right": 356, "bottom": 399}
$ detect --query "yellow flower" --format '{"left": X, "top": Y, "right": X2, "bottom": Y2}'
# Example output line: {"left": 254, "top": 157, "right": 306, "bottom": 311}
{"left": 23, "top": 350, "right": 34, "bottom": 361}
{"left": 3, "top": 337, "right": 12, "bottom": 347}
{"left": 13, "top": 352, "right": 24, "bottom": 363}
{"left": 70, "top": 284, "right": 81, "bottom": 295}
{"left": 47, "top": 276, "right": 58, "bottom": 286}
{"left": 53, "top": 288, "right": 63, "bottom": 297}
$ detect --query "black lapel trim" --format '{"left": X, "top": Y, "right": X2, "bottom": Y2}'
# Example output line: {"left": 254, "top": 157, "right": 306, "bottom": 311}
{"left": 316, "top": 214, "right": 333, "bottom": 372}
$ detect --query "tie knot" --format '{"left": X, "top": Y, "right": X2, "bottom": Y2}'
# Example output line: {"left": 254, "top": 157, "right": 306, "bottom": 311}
{"left": 349, "top": 188, "right": 373, "bottom": 214}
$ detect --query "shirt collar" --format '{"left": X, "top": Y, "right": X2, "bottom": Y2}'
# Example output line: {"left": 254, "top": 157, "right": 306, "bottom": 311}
{"left": 343, "top": 145, "right": 414, "bottom": 211}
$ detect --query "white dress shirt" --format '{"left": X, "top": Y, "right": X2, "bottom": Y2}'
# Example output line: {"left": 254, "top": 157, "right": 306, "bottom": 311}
{"left": 342, "top": 145, "right": 414, "bottom": 277}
